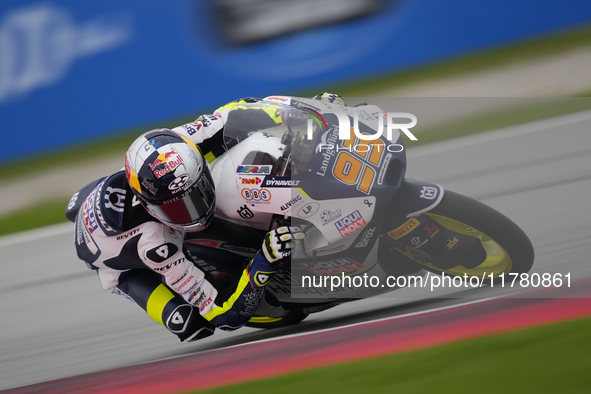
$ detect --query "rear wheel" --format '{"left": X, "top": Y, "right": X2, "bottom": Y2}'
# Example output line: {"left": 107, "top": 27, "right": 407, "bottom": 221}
{"left": 393, "top": 191, "right": 534, "bottom": 278}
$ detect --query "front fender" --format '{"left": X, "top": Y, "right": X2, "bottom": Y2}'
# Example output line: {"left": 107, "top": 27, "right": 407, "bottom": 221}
{"left": 382, "top": 179, "right": 444, "bottom": 231}
{"left": 397, "top": 179, "right": 444, "bottom": 218}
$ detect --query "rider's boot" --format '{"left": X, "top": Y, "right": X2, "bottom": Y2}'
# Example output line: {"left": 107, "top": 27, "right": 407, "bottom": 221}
{"left": 387, "top": 215, "right": 487, "bottom": 269}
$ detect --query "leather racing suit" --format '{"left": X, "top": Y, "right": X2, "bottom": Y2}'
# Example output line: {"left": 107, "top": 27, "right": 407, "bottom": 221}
{"left": 66, "top": 97, "right": 282, "bottom": 342}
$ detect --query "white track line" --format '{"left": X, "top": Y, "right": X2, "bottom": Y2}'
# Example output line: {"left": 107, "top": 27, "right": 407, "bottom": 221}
{"left": 0, "top": 222, "right": 72, "bottom": 249}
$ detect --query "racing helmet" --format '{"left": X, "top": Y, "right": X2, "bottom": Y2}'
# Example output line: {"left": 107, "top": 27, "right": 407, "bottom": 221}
{"left": 125, "top": 129, "right": 216, "bottom": 232}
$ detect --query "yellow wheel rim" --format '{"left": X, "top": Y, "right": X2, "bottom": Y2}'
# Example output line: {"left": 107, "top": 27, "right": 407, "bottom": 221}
{"left": 248, "top": 316, "right": 284, "bottom": 324}
{"left": 395, "top": 213, "right": 513, "bottom": 277}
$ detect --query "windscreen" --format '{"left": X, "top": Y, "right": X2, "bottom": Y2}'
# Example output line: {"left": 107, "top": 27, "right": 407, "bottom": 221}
{"left": 223, "top": 101, "right": 325, "bottom": 175}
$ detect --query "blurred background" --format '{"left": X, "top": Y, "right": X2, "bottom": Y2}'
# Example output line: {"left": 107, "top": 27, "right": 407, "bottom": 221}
{"left": 2, "top": 0, "right": 591, "bottom": 232}
{"left": 1, "top": 0, "right": 591, "bottom": 233}
{"left": 2, "top": 0, "right": 591, "bottom": 159}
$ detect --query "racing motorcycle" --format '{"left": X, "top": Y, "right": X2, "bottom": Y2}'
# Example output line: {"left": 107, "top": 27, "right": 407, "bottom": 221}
{"left": 184, "top": 96, "right": 535, "bottom": 328}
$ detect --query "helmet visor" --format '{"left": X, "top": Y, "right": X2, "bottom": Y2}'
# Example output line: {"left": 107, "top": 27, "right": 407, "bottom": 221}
{"left": 145, "top": 170, "right": 216, "bottom": 232}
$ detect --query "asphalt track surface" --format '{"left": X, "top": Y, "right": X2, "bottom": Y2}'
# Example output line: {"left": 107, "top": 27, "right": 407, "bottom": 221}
{"left": 1, "top": 111, "right": 590, "bottom": 392}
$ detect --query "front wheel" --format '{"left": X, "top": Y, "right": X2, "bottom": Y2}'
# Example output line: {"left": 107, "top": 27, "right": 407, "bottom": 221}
{"left": 394, "top": 191, "right": 534, "bottom": 278}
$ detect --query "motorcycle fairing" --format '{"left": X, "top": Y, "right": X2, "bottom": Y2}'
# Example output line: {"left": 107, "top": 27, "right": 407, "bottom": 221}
{"left": 208, "top": 98, "right": 445, "bottom": 302}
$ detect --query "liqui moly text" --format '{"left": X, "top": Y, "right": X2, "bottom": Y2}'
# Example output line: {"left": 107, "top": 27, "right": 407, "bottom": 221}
{"left": 334, "top": 210, "right": 367, "bottom": 237}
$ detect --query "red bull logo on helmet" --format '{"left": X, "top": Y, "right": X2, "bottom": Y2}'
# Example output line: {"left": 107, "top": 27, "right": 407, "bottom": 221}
{"left": 150, "top": 148, "right": 184, "bottom": 178}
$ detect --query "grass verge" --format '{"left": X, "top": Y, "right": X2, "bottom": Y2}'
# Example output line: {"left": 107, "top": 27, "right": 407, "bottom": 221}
{"left": 194, "top": 316, "right": 591, "bottom": 394}
{"left": 0, "top": 199, "right": 70, "bottom": 237}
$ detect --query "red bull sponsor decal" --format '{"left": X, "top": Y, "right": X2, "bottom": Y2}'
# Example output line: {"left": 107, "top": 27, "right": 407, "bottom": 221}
{"left": 334, "top": 210, "right": 366, "bottom": 237}
{"left": 236, "top": 165, "right": 272, "bottom": 174}
{"left": 150, "top": 148, "right": 184, "bottom": 178}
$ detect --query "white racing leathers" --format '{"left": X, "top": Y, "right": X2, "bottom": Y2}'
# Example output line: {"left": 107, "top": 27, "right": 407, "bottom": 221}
{"left": 77, "top": 179, "right": 218, "bottom": 310}
{"left": 70, "top": 98, "right": 272, "bottom": 342}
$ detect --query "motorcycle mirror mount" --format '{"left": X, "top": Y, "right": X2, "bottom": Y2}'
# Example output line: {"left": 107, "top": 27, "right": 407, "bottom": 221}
{"left": 281, "top": 130, "right": 292, "bottom": 145}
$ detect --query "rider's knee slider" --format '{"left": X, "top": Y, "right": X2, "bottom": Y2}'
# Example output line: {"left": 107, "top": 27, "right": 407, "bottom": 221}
{"left": 165, "top": 304, "right": 215, "bottom": 342}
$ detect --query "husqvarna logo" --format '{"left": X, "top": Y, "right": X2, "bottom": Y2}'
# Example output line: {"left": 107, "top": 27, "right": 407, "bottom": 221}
{"left": 420, "top": 186, "right": 437, "bottom": 200}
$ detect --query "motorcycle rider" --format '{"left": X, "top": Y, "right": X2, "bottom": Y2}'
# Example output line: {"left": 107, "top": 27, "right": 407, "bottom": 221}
{"left": 65, "top": 93, "right": 339, "bottom": 342}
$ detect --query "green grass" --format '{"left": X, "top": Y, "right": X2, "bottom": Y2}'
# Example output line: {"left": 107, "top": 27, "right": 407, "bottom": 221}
{"left": 0, "top": 199, "right": 70, "bottom": 236}
{"left": 193, "top": 316, "right": 591, "bottom": 394}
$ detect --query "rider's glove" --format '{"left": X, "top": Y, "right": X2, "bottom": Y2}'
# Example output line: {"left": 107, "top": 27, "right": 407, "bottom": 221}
{"left": 262, "top": 226, "right": 305, "bottom": 264}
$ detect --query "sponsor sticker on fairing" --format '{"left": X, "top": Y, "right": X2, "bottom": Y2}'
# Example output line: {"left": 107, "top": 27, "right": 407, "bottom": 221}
{"left": 261, "top": 176, "right": 300, "bottom": 187}
{"left": 334, "top": 210, "right": 366, "bottom": 237}
{"left": 280, "top": 195, "right": 302, "bottom": 212}
{"left": 236, "top": 165, "right": 272, "bottom": 174}
{"left": 241, "top": 177, "right": 263, "bottom": 185}
{"left": 355, "top": 227, "right": 376, "bottom": 248}
{"left": 320, "top": 209, "right": 341, "bottom": 225}
{"left": 263, "top": 95, "right": 291, "bottom": 104}
{"left": 241, "top": 188, "right": 271, "bottom": 203}
{"left": 387, "top": 217, "right": 420, "bottom": 240}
